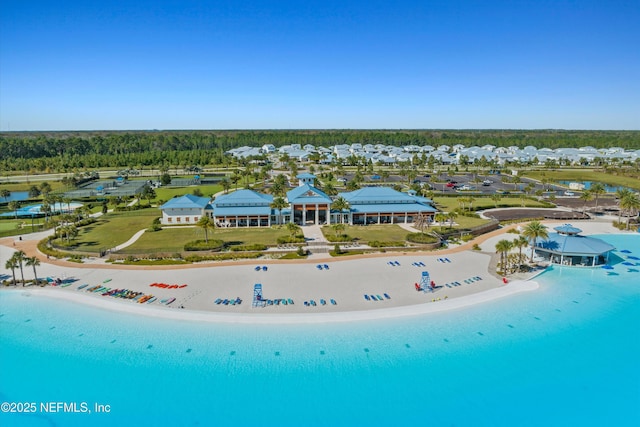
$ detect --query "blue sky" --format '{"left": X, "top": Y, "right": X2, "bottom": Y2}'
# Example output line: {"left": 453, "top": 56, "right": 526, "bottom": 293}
{"left": 1, "top": 0, "right": 639, "bottom": 130}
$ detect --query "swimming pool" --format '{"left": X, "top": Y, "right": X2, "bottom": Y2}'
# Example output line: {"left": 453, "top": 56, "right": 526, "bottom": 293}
{"left": 1, "top": 234, "right": 638, "bottom": 426}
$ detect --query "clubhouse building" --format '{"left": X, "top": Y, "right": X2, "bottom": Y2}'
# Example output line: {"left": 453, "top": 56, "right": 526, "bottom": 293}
{"left": 160, "top": 174, "right": 437, "bottom": 227}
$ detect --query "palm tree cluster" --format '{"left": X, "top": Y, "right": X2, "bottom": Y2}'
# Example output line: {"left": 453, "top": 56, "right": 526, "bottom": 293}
{"left": 4, "top": 250, "right": 40, "bottom": 286}
{"left": 616, "top": 189, "right": 640, "bottom": 229}
{"left": 496, "top": 221, "right": 549, "bottom": 275}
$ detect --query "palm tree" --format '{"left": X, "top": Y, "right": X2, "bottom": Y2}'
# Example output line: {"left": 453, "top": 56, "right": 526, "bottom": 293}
{"left": 0, "top": 188, "right": 10, "bottom": 202}
{"left": 221, "top": 178, "right": 231, "bottom": 194}
{"left": 5, "top": 257, "right": 18, "bottom": 285}
{"left": 495, "top": 239, "right": 513, "bottom": 275}
{"left": 522, "top": 221, "right": 549, "bottom": 262}
{"left": 26, "top": 256, "right": 41, "bottom": 286}
{"left": 8, "top": 200, "right": 20, "bottom": 219}
{"left": 434, "top": 213, "right": 447, "bottom": 231}
{"left": 616, "top": 188, "right": 632, "bottom": 224}
{"left": 12, "top": 250, "right": 27, "bottom": 286}
{"left": 590, "top": 183, "right": 606, "bottom": 209}
{"left": 331, "top": 197, "right": 350, "bottom": 224}
{"left": 332, "top": 223, "right": 346, "bottom": 237}
{"left": 513, "top": 235, "right": 529, "bottom": 270}
{"left": 446, "top": 211, "right": 457, "bottom": 228}
{"left": 491, "top": 194, "right": 501, "bottom": 208}
{"left": 62, "top": 197, "right": 72, "bottom": 213}
{"left": 196, "top": 216, "right": 214, "bottom": 243}
{"left": 579, "top": 190, "right": 593, "bottom": 212}
{"left": 467, "top": 196, "right": 476, "bottom": 212}
{"left": 620, "top": 191, "right": 640, "bottom": 230}
{"left": 270, "top": 197, "right": 288, "bottom": 225}
{"left": 323, "top": 182, "right": 337, "bottom": 196}
{"left": 285, "top": 222, "right": 300, "bottom": 239}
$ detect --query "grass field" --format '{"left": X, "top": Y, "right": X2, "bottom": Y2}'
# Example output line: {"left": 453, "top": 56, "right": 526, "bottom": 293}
{"left": 153, "top": 184, "right": 223, "bottom": 202}
{"left": 71, "top": 209, "right": 161, "bottom": 253}
{"left": 118, "top": 225, "right": 293, "bottom": 254}
{"left": 433, "top": 196, "right": 550, "bottom": 212}
{"left": 322, "top": 224, "right": 409, "bottom": 242}
{"left": 522, "top": 170, "right": 640, "bottom": 190}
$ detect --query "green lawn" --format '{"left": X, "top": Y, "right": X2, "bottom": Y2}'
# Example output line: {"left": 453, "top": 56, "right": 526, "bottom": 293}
{"left": 119, "top": 225, "right": 292, "bottom": 254}
{"left": 153, "top": 184, "right": 223, "bottom": 202}
{"left": 322, "top": 224, "right": 409, "bottom": 242}
{"left": 433, "top": 196, "right": 550, "bottom": 212}
{"left": 522, "top": 170, "right": 640, "bottom": 190}
{"left": 71, "top": 209, "right": 161, "bottom": 252}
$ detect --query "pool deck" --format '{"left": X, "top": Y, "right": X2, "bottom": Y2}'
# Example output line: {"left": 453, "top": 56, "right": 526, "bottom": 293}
{"left": 0, "top": 219, "right": 627, "bottom": 322}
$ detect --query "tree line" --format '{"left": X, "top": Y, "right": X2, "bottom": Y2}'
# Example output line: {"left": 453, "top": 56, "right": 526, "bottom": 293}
{"left": 1, "top": 129, "right": 638, "bottom": 173}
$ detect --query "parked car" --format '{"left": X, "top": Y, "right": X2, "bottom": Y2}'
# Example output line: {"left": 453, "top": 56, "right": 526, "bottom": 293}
{"left": 564, "top": 191, "right": 575, "bottom": 196}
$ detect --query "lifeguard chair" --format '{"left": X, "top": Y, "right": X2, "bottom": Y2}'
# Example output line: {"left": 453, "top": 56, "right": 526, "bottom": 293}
{"left": 419, "top": 271, "right": 433, "bottom": 293}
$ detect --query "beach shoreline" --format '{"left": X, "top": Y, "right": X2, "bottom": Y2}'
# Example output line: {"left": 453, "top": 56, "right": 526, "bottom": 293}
{"left": 7, "top": 280, "right": 539, "bottom": 324}
{"left": 0, "top": 219, "right": 625, "bottom": 323}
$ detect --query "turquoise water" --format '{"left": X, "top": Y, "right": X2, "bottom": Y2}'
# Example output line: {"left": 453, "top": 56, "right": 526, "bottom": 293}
{"left": 1, "top": 234, "right": 639, "bottom": 426}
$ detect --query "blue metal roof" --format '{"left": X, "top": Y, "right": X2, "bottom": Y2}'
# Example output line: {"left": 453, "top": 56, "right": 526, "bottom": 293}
{"left": 213, "top": 206, "right": 272, "bottom": 217}
{"left": 213, "top": 189, "right": 273, "bottom": 207}
{"left": 161, "top": 194, "right": 211, "bottom": 209}
{"left": 349, "top": 203, "right": 437, "bottom": 214}
{"left": 339, "top": 187, "right": 419, "bottom": 204}
{"left": 536, "top": 233, "right": 615, "bottom": 255}
{"left": 554, "top": 224, "right": 582, "bottom": 234}
{"left": 287, "top": 184, "right": 332, "bottom": 204}
{"left": 296, "top": 173, "right": 316, "bottom": 179}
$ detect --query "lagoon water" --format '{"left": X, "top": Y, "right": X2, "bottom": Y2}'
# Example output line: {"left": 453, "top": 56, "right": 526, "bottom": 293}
{"left": 1, "top": 234, "right": 639, "bottom": 426}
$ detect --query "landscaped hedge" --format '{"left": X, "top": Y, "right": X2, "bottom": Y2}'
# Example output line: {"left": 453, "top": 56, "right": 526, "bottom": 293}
{"left": 324, "top": 234, "right": 352, "bottom": 242}
{"left": 406, "top": 233, "right": 440, "bottom": 244}
{"left": 184, "top": 252, "right": 263, "bottom": 262}
{"left": 276, "top": 235, "right": 305, "bottom": 244}
{"left": 368, "top": 240, "right": 405, "bottom": 247}
{"left": 183, "top": 239, "right": 224, "bottom": 251}
{"left": 230, "top": 243, "right": 267, "bottom": 251}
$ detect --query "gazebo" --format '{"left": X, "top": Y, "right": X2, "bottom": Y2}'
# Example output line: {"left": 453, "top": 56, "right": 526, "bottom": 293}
{"left": 533, "top": 224, "right": 616, "bottom": 267}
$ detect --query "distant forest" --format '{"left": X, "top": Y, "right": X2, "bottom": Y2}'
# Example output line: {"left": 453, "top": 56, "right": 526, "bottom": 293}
{"left": 1, "top": 130, "right": 638, "bottom": 173}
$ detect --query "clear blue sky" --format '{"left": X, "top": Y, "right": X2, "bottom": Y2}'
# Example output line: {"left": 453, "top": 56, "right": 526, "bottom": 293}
{"left": 1, "top": 0, "right": 639, "bottom": 131}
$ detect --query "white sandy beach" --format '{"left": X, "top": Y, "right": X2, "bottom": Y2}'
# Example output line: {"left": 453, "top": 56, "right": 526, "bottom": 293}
{"left": 0, "top": 218, "right": 625, "bottom": 323}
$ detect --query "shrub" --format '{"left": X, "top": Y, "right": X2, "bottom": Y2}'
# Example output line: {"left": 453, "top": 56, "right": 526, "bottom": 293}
{"left": 406, "top": 233, "right": 439, "bottom": 244}
{"left": 324, "top": 234, "right": 352, "bottom": 242}
{"left": 183, "top": 239, "right": 224, "bottom": 251}
{"left": 277, "top": 235, "right": 305, "bottom": 244}
{"left": 148, "top": 224, "right": 162, "bottom": 232}
{"left": 461, "top": 234, "right": 474, "bottom": 242}
{"left": 472, "top": 243, "right": 481, "bottom": 251}
{"left": 368, "top": 240, "right": 405, "bottom": 248}
{"left": 183, "top": 252, "right": 263, "bottom": 262}
{"left": 230, "top": 243, "right": 267, "bottom": 252}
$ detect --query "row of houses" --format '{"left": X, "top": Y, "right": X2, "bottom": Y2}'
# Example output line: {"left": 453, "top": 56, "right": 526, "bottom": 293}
{"left": 160, "top": 174, "right": 437, "bottom": 227}
{"left": 226, "top": 143, "right": 640, "bottom": 166}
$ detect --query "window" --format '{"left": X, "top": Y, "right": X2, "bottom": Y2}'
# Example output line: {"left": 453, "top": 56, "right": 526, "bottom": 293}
{"left": 167, "top": 218, "right": 172, "bottom": 223}
{"left": 177, "top": 217, "right": 181, "bottom": 223}
{"left": 194, "top": 217, "right": 198, "bottom": 222}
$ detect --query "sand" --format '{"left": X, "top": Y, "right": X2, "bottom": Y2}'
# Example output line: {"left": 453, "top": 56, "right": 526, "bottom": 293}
{"left": 0, "top": 218, "right": 624, "bottom": 323}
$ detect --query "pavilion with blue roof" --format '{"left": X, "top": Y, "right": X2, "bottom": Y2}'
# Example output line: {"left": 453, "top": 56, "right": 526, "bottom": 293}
{"left": 533, "top": 224, "right": 616, "bottom": 267}
{"left": 212, "top": 189, "right": 274, "bottom": 227}
{"left": 287, "top": 182, "right": 332, "bottom": 225}
{"left": 337, "top": 187, "right": 437, "bottom": 225}
{"left": 160, "top": 194, "right": 213, "bottom": 225}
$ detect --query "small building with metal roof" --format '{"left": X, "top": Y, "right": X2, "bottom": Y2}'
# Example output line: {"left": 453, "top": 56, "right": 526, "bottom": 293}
{"left": 337, "top": 187, "right": 437, "bottom": 225}
{"left": 160, "top": 194, "right": 213, "bottom": 225}
{"left": 533, "top": 224, "right": 616, "bottom": 267}
{"left": 211, "top": 189, "right": 274, "bottom": 227}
